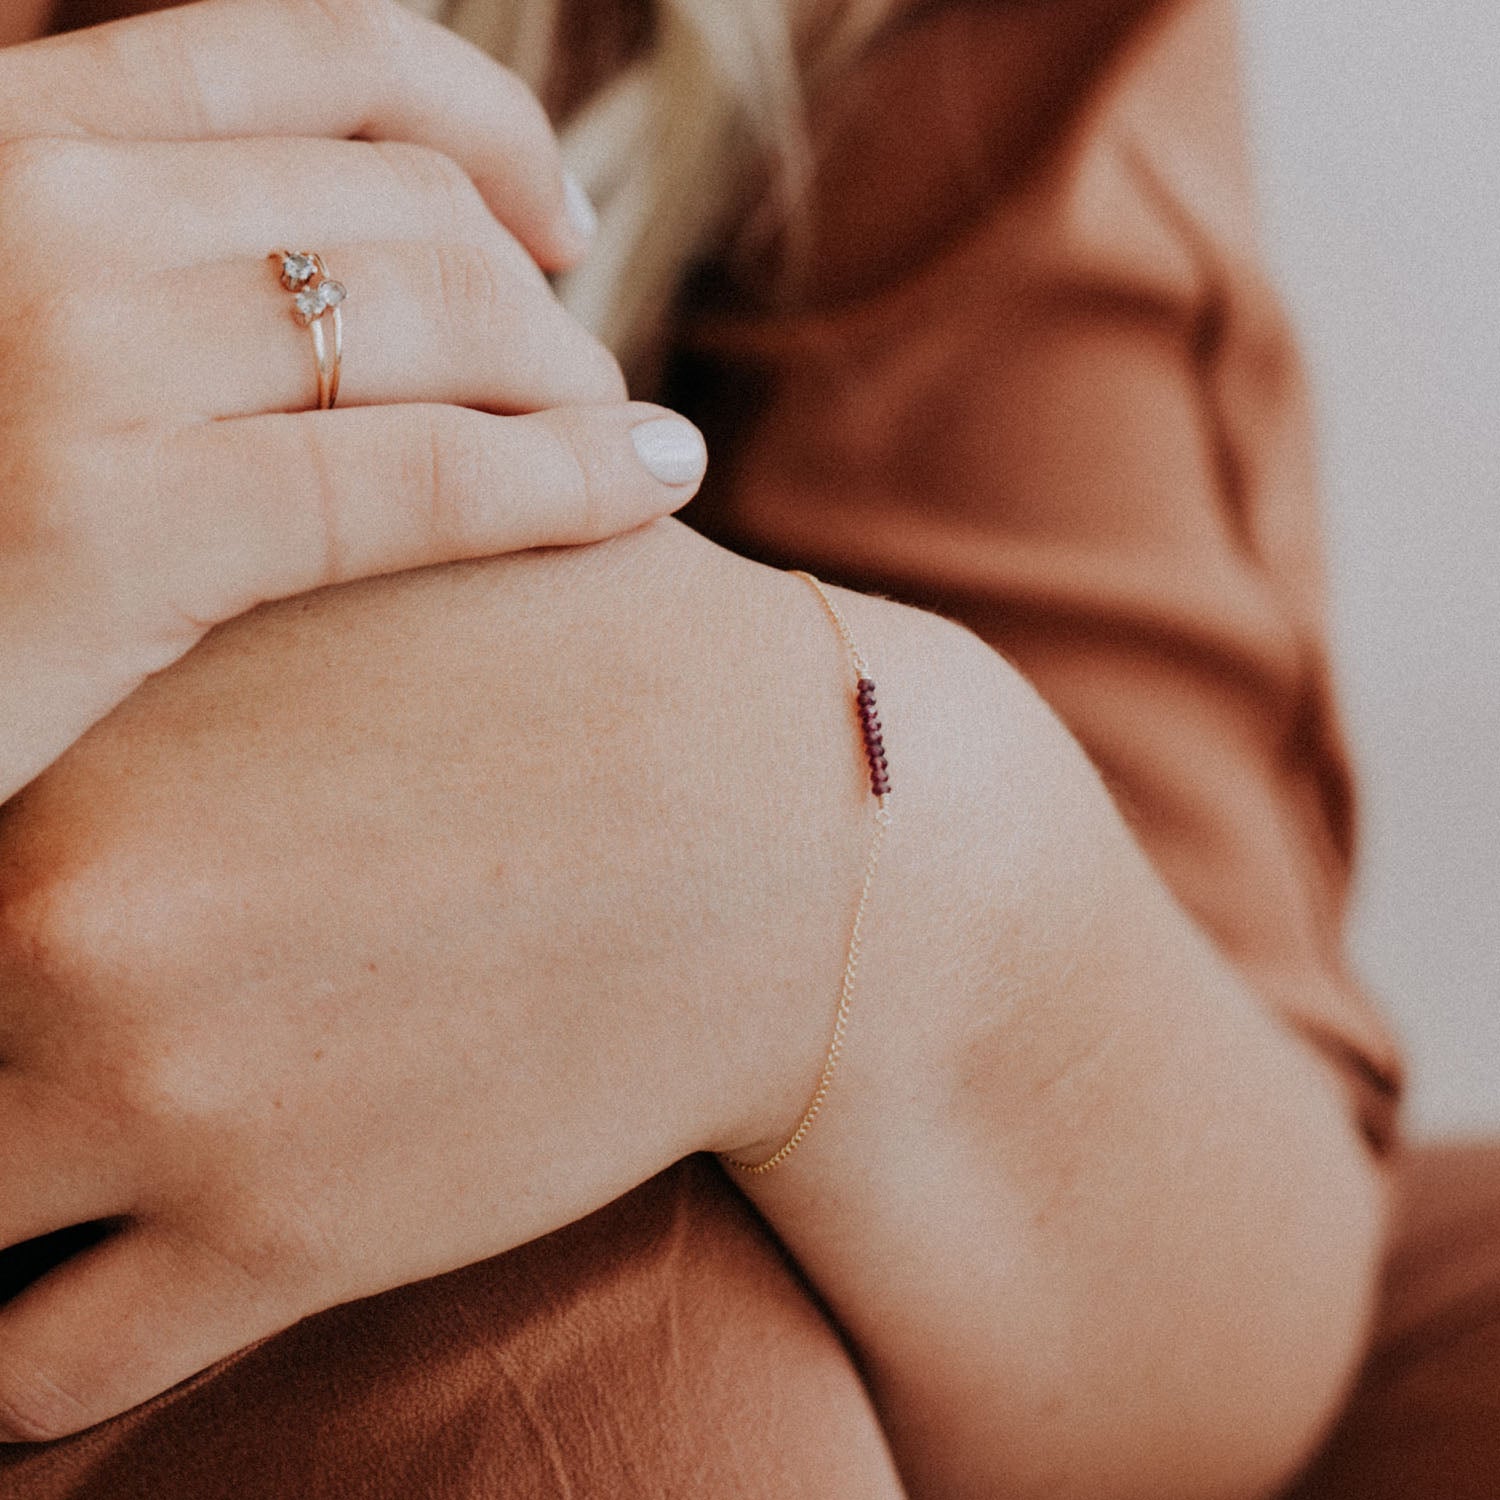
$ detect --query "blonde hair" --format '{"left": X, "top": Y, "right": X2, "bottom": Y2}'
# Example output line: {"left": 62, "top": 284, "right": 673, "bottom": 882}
{"left": 401, "top": 0, "right": 899, "bottom": 373}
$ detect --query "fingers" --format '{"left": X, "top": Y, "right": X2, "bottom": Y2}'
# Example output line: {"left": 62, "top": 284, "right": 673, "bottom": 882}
{"left": 0, "top": 1226, "right": 287, "bottom": 1442}
{"left": 83, "top": 242, "right": 624, "bottom": 424}
{"left": 153, "top": 403, "right": 709, "bottom": 621}
{"left": 0, "top": 0, "right": 588, "bottom": 270}
{"left": 0, "top": 133, "right": 628, "bottom": 422}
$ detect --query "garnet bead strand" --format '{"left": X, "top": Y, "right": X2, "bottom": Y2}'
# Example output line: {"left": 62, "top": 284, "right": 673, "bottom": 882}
{"left": 855, "top": 677, "right": 891, "bottom": 796}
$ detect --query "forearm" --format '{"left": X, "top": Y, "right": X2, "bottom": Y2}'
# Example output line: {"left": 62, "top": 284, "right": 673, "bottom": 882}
{"left": 0, "top": 522, "right": 1384, "bottom": 1468}
{"left": 732, "top": 593, "right": 1388, "bottom": 1500}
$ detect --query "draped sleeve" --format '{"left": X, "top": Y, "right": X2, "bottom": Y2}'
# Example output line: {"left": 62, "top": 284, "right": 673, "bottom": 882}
{"left": 674, "top": 0, "right": 1406, "bottom": 1161}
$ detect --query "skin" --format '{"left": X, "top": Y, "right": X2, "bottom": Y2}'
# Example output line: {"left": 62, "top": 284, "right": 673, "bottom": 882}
{"left": 0, "top": 0, "right": 707, "bottom": 804}
{"left": 0, "top": 524, "right": 1385, "bottom": 1499}
{"left": 0, "top": 2, "right": 1390, "bottom": 1496}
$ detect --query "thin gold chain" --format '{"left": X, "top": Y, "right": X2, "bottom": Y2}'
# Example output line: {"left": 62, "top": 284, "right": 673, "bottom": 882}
{"left": 723, "top": 572, "right": 893, "bottom": 1176}
{"left": 798, "top": 571, "right": 872, "bottom": 680}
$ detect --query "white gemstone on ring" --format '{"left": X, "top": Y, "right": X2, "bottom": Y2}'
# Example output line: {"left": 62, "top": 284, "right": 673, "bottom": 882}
{"left": 279, "top": 251, "right": 319, "bottom": 290}
{"left": 271, "top": 248, "right": 345, "bottom": 409}
{"left": 293, "top": 279, "right": 347, "bottom": 324}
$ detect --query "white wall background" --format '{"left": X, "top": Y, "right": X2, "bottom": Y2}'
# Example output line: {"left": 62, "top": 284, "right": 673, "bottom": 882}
{"left": 1239, "top": 2, "right": 1500, "bottom": 1136}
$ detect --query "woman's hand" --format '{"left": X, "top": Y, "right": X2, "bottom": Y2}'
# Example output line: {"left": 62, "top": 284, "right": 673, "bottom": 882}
{"left": 0, "top": 0, "right": 706, "bottom": 805}
{"left": 0, "top": 522, "right": 1386, "bottom": 1496}
{"left": 0, "top": 520, "right": 952, "bottom": 1437}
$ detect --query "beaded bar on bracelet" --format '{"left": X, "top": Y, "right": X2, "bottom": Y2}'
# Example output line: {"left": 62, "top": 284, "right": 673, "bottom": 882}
{"left": 722, "top": 571, "right": 893, "bottom": 1176}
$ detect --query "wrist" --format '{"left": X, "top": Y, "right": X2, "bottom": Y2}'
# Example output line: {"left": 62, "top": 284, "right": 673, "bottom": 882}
{"left": 708, "top": 579, "right": 1055, "bottom": 1166}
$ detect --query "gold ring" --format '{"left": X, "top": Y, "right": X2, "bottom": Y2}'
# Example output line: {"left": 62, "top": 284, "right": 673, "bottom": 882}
{"left": 270, "top": 250, "right": 346, "bottom": 410}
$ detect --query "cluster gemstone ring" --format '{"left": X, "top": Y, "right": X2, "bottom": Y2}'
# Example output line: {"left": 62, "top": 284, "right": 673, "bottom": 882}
{"left": 270, "top": 250, "right": 347, "bottom": 410}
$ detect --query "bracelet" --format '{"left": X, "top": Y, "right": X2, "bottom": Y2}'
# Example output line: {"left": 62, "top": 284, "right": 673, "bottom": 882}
{"left": 722, "top": 571, "right": 893, "bottom": 1176}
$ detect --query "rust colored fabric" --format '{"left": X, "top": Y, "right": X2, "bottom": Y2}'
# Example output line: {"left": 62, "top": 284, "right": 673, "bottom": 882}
{"left": 674, "top": 0, "right": 1403, "bottom": 1159}
{"left": 6, "top": 0, "right": 1497, "bottom": 1495}
{"left": 0, "top": 1158, "right": 907, "bottom": 1498}
{"left": 8, "top": 1145, "right": 1500, "bottom": 1498}
{"left": 1281, "top": 1140, "right": 1500, "bottom": 1500}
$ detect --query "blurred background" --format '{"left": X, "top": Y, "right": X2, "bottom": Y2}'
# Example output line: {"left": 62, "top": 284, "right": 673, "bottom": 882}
{"left": 1240, "top": 1, "right": 1500, "bottom": 1136}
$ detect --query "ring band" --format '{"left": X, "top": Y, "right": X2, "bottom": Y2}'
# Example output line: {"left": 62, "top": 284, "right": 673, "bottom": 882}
{"left": 270, "top": 250, "right": 346, "bottom": 410}
{"left": 308, "top": 294, "right": 343, "bottom": 411}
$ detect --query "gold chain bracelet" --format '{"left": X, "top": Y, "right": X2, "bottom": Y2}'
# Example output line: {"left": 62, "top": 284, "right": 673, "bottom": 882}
{"left": 722, "top": 571, "right": 893, "bottom": 1176}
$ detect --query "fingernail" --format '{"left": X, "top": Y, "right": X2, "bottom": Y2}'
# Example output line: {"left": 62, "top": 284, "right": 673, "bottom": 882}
{"left": 631, "top": 418, "right": 708, "bottom": 487}
{"left": 562, "top": 171, "right": 597, "bottom": 246}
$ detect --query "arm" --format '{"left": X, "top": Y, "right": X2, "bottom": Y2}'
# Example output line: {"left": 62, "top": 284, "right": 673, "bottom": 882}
{"left": 0, "top": 0, "right": 1398, "bottom": 1488}
{"left": 675, "top": 0, "right": 1406, "bottom": 1490}
{"left": 683, "top": 0, "right": 1402, "bottom": 1155}
{"left": 0, "top": 518, "right": 1379, "bottom": 1500}
{"left": 740, "top": 583, "right": 1384, "bottom": 1500}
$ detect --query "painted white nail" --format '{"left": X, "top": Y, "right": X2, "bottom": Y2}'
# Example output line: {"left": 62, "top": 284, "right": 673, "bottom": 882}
{"left": 562, "top": 171, "right": 597, "bottom": 245}
{"left": 631, "top": 418, "right": 708, "bottom": 487}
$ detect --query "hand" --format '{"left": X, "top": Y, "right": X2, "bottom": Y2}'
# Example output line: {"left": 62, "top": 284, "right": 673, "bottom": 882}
{"left": 0, "top": 523, "right": 1384, "bottom": 1496}
{"left": 0, "top": 520, "right": 977, "bottom": 1440}
{"left": 0, "top": 0, "right": 707, "bottom": 803}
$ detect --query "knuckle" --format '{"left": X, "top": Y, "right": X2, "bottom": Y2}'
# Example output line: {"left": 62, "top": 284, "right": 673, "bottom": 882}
{"left": 0, "top": 869, "right": 100, "bottom": 1001}
{"left": 547, "top": 417, "right": 610, "bottom": 542}
{"left": 427, "top": 241, "right": 513, "bottom": 346}
{"left": 0, "top": 1362, "right": 94, "bottom": 1444}
{"left": 370, "top": 140, "right": 481, "bottom": 230}
{"left": 0, "top": 853, "right": 182, "bottom": 1079}
{"left": 412, "top": 407, "right": 490, "bottom": 549}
